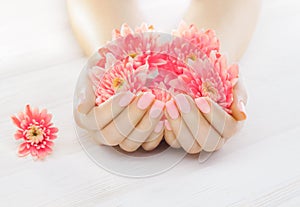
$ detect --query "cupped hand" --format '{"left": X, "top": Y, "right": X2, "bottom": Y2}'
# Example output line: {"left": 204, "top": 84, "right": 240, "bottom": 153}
{"left": 74, "top": 73, "right": 165, "bottom": 152}
{"left": 164, "top": 80, "right": 248, "bottom": 154}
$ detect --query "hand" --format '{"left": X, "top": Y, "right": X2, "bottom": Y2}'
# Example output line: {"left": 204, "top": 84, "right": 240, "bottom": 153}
{"left": 164, "top": 80, "right": 248, "bottom": 154}
{"left": 74, "top": 72, "right": 165, "bottom": 152}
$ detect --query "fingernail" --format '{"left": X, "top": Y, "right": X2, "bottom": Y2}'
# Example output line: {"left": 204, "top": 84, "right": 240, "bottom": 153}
{"left": 166, "top": 100, "right": 179, "bottom": 119}
{"left": 137, "top": 92, "right": 155, "bottom": 110}
{"left": 175, "top": 94, "right": 191, "bottom": 113}
{"left": 154, "top": 121, "right": 164, "bottom": 133}
{"left": 238, "top": 100, "right": 247, "bottom": 119}
{"left": 195, "top": 97, "right": 210, "bottom": 114}
{"left": 164, "top": 120, "right": 172, "bottom": 131}
{"left": 119, "top": 92, "right": 135, "bottom": 107}
{"left": 149, "top": 100, "right": 165, "bottom": 118}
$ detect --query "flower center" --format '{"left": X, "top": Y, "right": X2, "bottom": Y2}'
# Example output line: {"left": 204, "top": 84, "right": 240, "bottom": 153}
{"left": 129, "top": 53, "right": 137, "bottom": 58}
{"left": 187, "top": 53, "right": 197, "bottom": 61}
{"left": 202, "top": 81, "right": 219, "bottom": 101}
{"left": 26, "top": 125, "right": 43, "bottom": 144}
{"left": 112, "top": 77, "right": 124, "bottom": 89}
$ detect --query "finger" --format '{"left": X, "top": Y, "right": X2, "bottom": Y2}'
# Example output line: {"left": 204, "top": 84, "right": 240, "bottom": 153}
{"left": 231, "top": 80, "right": 248, "bottom": 121}
{"left": 165, "top": 99, "right": 202, "bottom": 154}
{"left": 74, "top": 91, "right": 135, "bottom": 131}
{"left": 74, "top": 69, "right": 97, "bottom": 130}
{"left": 142, "top": 122, "right": 164, "bottom": 151}
{"left": 92, "top": 130, "right": 113, "bottom": 145}
{"left": 73, "top": 107, "right": 98, "bottom": 130}
{"left": 94, "top": 91, "right": 135, "bottom": 129}
{"left": 174, "top": 94, "right": 222, "bottom": 152}
{"left": 195, "top": 97, "right": 239, "bottom": 139}
{"left": 75, "top": 69, "right": 96, "bottom": 114}
{"left": 145, "top": 120, "right": 164, "bottom": 142}
{"left": 119, "top": 100, "right": 164, "bottom": 152}
{"left": 141, "top": 120, "right": 165, "bottom": 151}
{"left": 215, "top": 136, "right": 226, "bottom": 150}
{"left": 99, "top": 92, "right": 155, "bottom": 146}
{"left": 164, "top": 120, "right": 181, "bottom": 149}
{"left": 142, "top": 133, "right": 164, "bottom": 151}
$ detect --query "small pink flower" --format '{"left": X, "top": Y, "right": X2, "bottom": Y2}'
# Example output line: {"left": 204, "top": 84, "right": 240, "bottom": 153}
{"left": 11, "top": 105, "right": 58, "bottom": 160}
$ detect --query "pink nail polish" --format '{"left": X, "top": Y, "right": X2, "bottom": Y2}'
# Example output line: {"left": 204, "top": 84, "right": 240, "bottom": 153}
{"left": 166, "top": 100, "right": 179, "bottom": 119}
{"left": 175, "top": 94, "right": 191, "bottom": 113}
{"left": 149, "top": 100, "right": 165, "bottom": 118}
{"left": 164, "top": 120, "right": 172, "bottom": 131}
{"left": 195, "top": 97, "right": 210, "bottom": 114}
{"left": 154, "top": 121, "right": 164, "bottom": 133}
{"left": 137, "top": 92, "right": 155, "bottom": 110}
{"left": 119, "top": 92, "right": 135, "bottom": 107}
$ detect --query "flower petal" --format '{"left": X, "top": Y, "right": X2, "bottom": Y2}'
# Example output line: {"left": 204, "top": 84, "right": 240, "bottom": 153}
{"left": 25, "top": 104, "right": 33, "bottom": 119}
{"left": 14, "top": 130, "right": 24, "bottom": 140}
{"left": 11, "top": 116, "right": 21, "bottom": 128}
{"left": 18, "top": 143, "right": 30, "bottom": 157}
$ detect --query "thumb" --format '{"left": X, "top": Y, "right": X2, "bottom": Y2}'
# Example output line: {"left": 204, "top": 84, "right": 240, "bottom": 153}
{"left": 75, "top": 68, "right": 96, "bottom": 114}
{"left": 230, "top": 79, "right": 248, "bottom": 121}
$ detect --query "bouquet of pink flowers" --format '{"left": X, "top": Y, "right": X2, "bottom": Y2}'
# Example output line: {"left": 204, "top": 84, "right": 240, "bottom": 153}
{"left": 90, "top": 22, "right": 238, "bottom": 114}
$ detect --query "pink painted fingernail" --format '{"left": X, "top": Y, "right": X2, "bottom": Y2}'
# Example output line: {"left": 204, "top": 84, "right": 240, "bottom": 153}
{"left": 238, "top": 100, "right": 247, "bottom": 119}
{"left": 137, "top": 92, "right": 155, "bottom": 110}
{"left": 166, "top": 100, "right": 179, "bottom": 119}
{"left": 154, "top": 121, "right": 164, "bottom": 133}
{"left": 175, "top": 94, "right": 191, "bottom": 114}
{"left": 119, "top": 92, "right": 135, "bottom": 107}
{"left": 195, "top": 97, "right": 210, "bottom": 114}
{"left": 149, "top": 100, "right": 165, "bottom": 118}
{"left": 164, "top": 120, "right": 172, "bottom": 131}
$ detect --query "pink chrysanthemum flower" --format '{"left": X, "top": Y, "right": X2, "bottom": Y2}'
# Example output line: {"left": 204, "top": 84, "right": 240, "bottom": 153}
{"left": 93, "top": 58, "right": 151, "bottom": 105}
{"left": 11, "top": 105, "right": 58, "bottom": 160}
{"left": 172, "top": 21, "right": 220, "bottom": 57}
{"left": 96, "top": 23, "right": 160, "bottom": 70}
{"left": 180, "top": 52, "right": 239, "bottom": 113}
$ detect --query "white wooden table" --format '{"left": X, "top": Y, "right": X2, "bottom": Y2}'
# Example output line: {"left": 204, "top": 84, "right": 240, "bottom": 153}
{"left": 1, "top": 0, "right": 300, "bottom": 206}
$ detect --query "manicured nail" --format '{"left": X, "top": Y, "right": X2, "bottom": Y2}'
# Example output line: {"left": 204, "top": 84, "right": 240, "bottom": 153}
{"left": 154, "top": 121, "right": 164, "bottom": 133}
{"left": 137, "top": 92, "right": 155, "bottom": 110}
{"left": 195, "top": 97, "right": 210, "bottom": 114}
{"left": 175, "top": 94, "right": 191, "bottom": 114}
{"left": 166, "top": 100, "right": 179, "bottom": 119}
{"left": 164, "top": 120, "right": 172, "bottom": 131}
{"left": 238, "top": 100, "right": 247, "bottom": 119}
{"left": 119, "top": 92, "right": 135, "bottom": 107}
{"left": 149, "top": 100, "right": 165, "bottom": 118}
